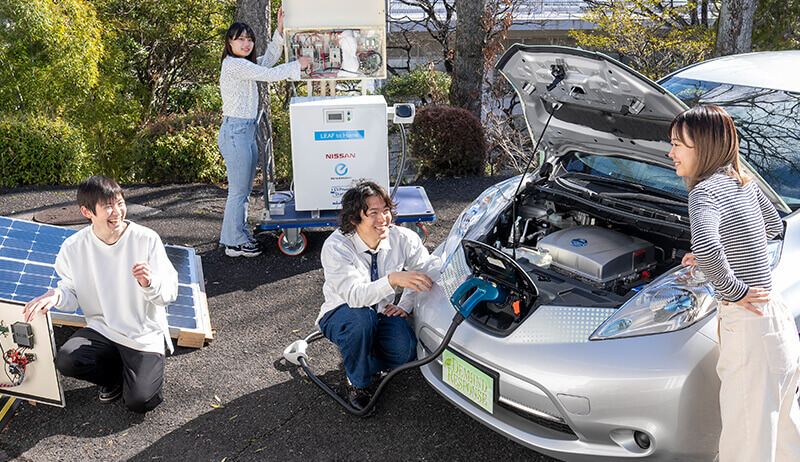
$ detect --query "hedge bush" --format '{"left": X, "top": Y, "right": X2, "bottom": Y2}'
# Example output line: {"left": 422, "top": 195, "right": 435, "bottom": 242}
{"left": 130, "top": 113, "right": 225, "bottom": 183}
{"left": 380, "top": 63, "right": 451, "bottom": 105}
{"left": 0, "top": 115, "right": 89, "bottom": 187}
{"left": 410, "top": 105, "right": 486, "bottom": 178}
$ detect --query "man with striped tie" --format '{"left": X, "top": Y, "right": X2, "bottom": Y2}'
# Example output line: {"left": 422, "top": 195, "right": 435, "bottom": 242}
{"left": 316, "top": 180, "right": 441, "bottom": 412}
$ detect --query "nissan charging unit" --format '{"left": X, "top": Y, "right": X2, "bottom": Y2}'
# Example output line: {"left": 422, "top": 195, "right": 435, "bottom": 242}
{"left": 289, "top": 95, "right": 390, "bottom": 212}
{"left": 255, "top": 0, "right": 434, "bottom": 256}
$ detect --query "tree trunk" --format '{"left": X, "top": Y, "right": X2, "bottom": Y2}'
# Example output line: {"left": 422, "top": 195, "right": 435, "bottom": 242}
{"left": 716, "top": 0, "right": 759, "bottom": 56}
{"left": 236, "top": 0, "right": 271, "bottom": 116}
{"left": 450, "top": 0, "right": 486, "bottom": 119}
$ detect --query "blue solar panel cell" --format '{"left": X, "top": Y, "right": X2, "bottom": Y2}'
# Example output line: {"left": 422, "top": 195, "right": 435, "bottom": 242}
{"left": 0, "top": 281, "right": 15, "bottom": 294}
{"left": 167, "top": 305, "right": 196, "bottom": 317}
{"left": 8, "top": 228, "right": 34, "bottom": 240}
{"left": 31, "top": 242, "right": 61, "bottom": 255}
{"left": 3, "top": 237, "right": 32, "bottom": 250}
{"left": 0, "top": 270, "right": 21, "bottom": 283}
{"left": 0, "top": 247, "right": 28, "bottom": 260}
{"left": 23, "top": 263, "right": 55, "bottom": 277}
{"left": 20, "top": 273, "right": 52, "bottom": 287}
{"left": 172, "top": 295, "right": 194, "bottom": 307}
{"left": 14, "top": 284, "right": 46, "bottom": 298}
{"left": 0, "top": 259, "right": 24, "bottom": 272}
{"left": 28, "top": 251, "right": 57, "bottom": 264}
{"left": 167, "top": 316, "right": 197, "bottom": 329}
{"left": 0, "top": 216, "right": 206, "bottom": 343}
{"left": 50, "top": 306, "right": 84, "bottom": 316}
{"left": 10, "top": 220, "right": 39, "bottom": 232}
{"left": 33, "top": 233, "right": 68, "bottom": 246}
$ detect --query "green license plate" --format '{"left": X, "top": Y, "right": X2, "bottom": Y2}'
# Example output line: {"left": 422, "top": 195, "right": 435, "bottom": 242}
{"left": 442, "top": 349, "right": 496, "bottom": 414}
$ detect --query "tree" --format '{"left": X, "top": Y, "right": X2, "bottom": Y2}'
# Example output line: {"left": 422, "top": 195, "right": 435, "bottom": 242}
{"left": 236, "top": 0, "right": 272, "bottom": 118}
{"left": 752, "top": 0, "right": 800, "bottom": 50}
{"left": 571, "top": 0, "right": 715, "bottom": 80}
{"left": 715, "top": 0, "right": 759, "bottom": 56}
{"left": 450, "top": 0, "right": 486, "bottom": 119}
{"left": 0, "top": 0, "right": 104, "bottom": 114}
{"left": 94, "top": 0, "right": 232, "bottom": 120}
{"left": 388, "top": 0, "right": 457, "bottom": 73}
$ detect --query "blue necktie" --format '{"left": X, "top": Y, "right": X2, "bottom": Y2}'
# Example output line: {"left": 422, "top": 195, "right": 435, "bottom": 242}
{"left": 369, "top": 251, "right": 379, "bottom": 282}
{"left": 368, "top": 251, "right": 379, "bottom": 311}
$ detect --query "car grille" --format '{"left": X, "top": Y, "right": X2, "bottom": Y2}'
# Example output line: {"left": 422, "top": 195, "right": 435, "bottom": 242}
{"left": 420, "top": 332, "right": 579, "bottom": 440}
{"left": 497, "top": 398, "right": 578, "bottom": 438}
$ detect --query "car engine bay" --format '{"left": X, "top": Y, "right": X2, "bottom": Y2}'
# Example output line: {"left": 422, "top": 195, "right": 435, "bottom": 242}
{"left": 462, "top": 176, "right": 694, "bottom": 335}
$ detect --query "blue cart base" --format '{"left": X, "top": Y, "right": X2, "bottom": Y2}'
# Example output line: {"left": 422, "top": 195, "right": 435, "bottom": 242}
{"left": 256, "top": 185, "right": 436, "bottom": 255}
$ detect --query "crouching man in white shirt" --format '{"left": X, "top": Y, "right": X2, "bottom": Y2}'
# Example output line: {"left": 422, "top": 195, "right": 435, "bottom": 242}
{"left": 23, "top": 175, "right": 178, "bottom": 413}
{"left": 316, "top": 180, "right": 441, "bottom": 412}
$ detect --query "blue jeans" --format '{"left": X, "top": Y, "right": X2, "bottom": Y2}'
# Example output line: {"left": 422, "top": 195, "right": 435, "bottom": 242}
{"left": 319, "top": 304, "right": 417, "bottom": 389}
{"left": 218, "top": 116, "right": 258, "bottom": 247}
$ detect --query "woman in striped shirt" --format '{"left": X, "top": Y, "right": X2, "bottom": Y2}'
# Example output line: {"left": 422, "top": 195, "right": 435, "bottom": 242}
{"left": 669, "top": 104, "right": 800, "bottom": 461}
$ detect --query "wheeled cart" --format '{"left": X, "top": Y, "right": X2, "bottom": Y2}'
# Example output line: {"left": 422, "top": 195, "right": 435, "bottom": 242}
{"left": 256, "top": 185, "right": 435, "bottom": 255}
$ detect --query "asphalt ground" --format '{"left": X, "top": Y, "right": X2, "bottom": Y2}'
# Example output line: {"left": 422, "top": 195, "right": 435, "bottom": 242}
{"left": 0, "top": 177, "right": 559, "bottom": 461}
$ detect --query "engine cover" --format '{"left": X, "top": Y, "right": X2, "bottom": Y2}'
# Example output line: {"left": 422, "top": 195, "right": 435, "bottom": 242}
{"left": 537, "top": 225, "right": 654, "bottom": 286}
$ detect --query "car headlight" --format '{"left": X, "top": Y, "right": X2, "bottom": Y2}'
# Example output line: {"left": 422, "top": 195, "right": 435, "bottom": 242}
{"left": 436, "top": 175, "right": 524, "bottom": 269}
{"left": 590, "top": 266, "right": 716, "bottom": 340}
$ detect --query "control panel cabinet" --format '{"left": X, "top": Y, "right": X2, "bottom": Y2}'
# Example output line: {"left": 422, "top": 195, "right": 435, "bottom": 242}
{"left": 283, "top": 0, "right": 387, "bottom": 80}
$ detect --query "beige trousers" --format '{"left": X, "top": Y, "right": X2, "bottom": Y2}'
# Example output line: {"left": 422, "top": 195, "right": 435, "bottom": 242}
{"left": 717, "top": 296, "right": 800, "bottom": 462}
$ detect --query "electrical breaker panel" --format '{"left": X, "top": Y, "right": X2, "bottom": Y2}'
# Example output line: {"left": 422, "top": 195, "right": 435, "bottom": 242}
{"left": 0, "top": 300, "right": 65, "bottom": 407}
{"left": 283, "top": 0, "right": 387, "bottom": 80}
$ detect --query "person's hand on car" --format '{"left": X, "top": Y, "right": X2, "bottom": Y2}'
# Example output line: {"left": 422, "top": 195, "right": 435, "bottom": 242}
{"left": 388, "top": 271, "right": 433, "bottom": 293}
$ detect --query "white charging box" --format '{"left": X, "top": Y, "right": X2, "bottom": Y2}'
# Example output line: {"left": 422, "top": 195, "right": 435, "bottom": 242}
{"left": 289, "top": 95, "right": 389, "bottom": 211}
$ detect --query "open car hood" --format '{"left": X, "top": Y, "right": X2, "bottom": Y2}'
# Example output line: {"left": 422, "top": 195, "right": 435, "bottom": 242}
{"left": 496, "top": 45, "right": 686, "bottom": 168}
{"left": 496, "top": 45, "right": 790, "bottom": 212}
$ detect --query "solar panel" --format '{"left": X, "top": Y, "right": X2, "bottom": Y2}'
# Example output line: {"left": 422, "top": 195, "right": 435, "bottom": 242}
{"left": 0, "top": 216, "right": 212, "bottom": 347}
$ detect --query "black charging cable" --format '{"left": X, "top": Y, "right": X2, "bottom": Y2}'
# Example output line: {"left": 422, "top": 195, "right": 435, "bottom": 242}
{"left": 298, "top": 312, "right": 466, "bottom": 416}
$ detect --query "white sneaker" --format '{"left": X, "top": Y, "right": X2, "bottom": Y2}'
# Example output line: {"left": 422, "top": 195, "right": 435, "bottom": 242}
{"left": 225, "top": 242, "right": 262, "bottom": 257}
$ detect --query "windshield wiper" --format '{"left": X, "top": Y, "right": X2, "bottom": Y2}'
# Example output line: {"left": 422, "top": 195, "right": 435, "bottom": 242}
{"left": 598, "top": 191, "right": 687, "bottom": 207}
{"left": 560, "top": 172, "right": 687, "bottom": 202}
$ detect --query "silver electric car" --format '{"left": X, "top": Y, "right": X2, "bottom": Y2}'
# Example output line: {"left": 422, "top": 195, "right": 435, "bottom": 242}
{"left": 414, "top": 47, "right": 800, "bottom": 461}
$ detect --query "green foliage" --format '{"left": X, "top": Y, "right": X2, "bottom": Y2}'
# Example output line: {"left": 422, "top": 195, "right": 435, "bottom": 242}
{"left": 410, "top": 105, "right": 486, "bottom": 178}
{"left": 130, "top": 113, "right": 225, "bottom": 183}
{"left": 0, "top": 0, "right": 104, "bottom": 114}
{"left": 94, "top": 0, "right": 233, "bottom": 118}
{"left": 753, "top": 0, "right": 800, "bottom": 50}
{"left": 270, "top": 91, "right": 293, "bottom": 184}
{"left": 570, "top": 0, "right": 715, "bottom": 80}
{"left": 380, "top": 64, "right": 451, "bottom": 106}
{"left": 0, "top": 115, "right": 89, "bottom": 187}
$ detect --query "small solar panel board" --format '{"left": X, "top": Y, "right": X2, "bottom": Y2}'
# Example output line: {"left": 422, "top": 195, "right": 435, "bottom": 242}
{"left": 0, "top": 216, "right": 212, "bottom": 348}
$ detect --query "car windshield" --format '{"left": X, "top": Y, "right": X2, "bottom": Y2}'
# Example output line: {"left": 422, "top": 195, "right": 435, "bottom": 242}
{"left": 560, "top": 152, "right": 688, "bottom": 198}
{"left": 660, "top": 77, "right": 800, "bottom": 208}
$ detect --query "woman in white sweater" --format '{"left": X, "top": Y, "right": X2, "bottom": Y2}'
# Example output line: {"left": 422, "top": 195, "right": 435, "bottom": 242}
{"left": 218, "top": 9, "right": 310, "bottom": 257}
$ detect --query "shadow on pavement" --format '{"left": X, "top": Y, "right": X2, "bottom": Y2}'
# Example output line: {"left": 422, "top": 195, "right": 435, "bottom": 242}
{"left": 126, "top": 368, "right": 540, "bottom": 462}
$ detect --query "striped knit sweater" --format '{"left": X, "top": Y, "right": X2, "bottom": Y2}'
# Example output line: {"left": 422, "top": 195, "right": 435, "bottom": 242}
{"left": 220, "top": 30, "right": 301, "bottom": 120}
{"left": 689, "top": 173, "right": 784, "bottom": 302}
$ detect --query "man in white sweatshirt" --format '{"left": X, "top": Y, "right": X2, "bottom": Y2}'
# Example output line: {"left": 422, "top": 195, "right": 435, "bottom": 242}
{"left": 23, "top": 175, "right": 178, "bottom": 413}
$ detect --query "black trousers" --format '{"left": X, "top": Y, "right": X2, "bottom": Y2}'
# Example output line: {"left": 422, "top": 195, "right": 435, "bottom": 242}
{"left": 56, "top": 327, "right": 165, "bottom": 414}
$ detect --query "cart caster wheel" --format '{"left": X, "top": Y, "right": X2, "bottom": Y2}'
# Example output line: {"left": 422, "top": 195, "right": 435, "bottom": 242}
{"left": 413, "top": 223, "right": 428, "bottom": 244}
{"left": 278, "top": 232, "right": 307, "bottom": 256}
